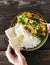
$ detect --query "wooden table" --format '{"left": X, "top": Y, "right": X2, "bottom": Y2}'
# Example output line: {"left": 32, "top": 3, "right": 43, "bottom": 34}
{"left": 0, "top": 0, "right": 50, "bottom": 65}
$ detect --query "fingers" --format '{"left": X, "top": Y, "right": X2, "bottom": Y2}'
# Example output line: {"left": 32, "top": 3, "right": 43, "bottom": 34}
{"left": 15, "top": 48, "right": 22, "bottom": 60}
{"left": 6, "top": 44, "right": 14, "bottom": 59}
{"left": 15, "top": 48, "right": 27, "bottom": 65}
{"left": 15, "top": 47, "right": 23, "bottom": 57}
{"left": 7, "top": 44, "right": 11, "bottom": 53}
{"left": 15, "top": 47, "right": 23, "bottom": 51}
{"left": 6, "top": 44, "right": 27, "bottom": 65}
{"left": 15, "top": 47, "right": 23, "bottom": 59}
{"left": 47, "top": 24, "right": 50, "bottom": 33}
{"left": 6, "top": 44, "right": 16, "bottom": 64}
{"left": 15, "top": 49, "right": 27, "bottom": 65}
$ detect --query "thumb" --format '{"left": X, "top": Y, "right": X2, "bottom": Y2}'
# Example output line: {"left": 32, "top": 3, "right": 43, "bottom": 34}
{"left": 15, "top": 49, "right": 27, "bottom": 65}
{"left": 15, "top": 48, "right": 23, "bottom": 61}
{"left": 15, "top": 48, "right": 28, "bottom": 65}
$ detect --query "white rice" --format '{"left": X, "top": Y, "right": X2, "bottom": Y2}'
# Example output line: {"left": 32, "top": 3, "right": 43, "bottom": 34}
{"left": 15, "top": 23, "right": 41, "bottom": 49}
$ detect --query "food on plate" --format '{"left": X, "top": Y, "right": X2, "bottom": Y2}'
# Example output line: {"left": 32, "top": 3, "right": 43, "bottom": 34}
{"left": 16, "top": 11, "right": 47, "bottom": 41}
{"left": 5, "top": 11, "right": 47, "bottom": 49}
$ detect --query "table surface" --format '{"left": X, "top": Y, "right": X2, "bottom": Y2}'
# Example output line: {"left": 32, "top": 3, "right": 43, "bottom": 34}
{"left": 0, "top": 0, "right": 50, "bottom": 65}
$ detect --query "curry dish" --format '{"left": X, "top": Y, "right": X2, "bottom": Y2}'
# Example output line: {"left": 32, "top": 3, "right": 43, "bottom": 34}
{"left": 13, "top": 11, "right": 47, "bottom": 42}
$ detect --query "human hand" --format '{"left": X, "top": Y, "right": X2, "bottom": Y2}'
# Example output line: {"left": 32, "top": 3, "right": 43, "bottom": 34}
{"left": 47, "top": 23, "right": 50, "bottom": 33}
{"left": 6, "top": 44, "right": 27, "bottom": 65}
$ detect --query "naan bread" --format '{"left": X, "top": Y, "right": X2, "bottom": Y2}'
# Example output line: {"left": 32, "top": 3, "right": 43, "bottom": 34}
{"left": 5, "top": 27, "right": 16, "bottom": 39}
{"left": 9, "top": 35, "right": 24, "bottom": 49}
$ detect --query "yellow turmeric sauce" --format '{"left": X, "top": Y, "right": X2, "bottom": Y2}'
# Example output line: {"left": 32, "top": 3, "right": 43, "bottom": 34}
{"left": 15, "top": 11, "right": 47, "bottom": 41}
